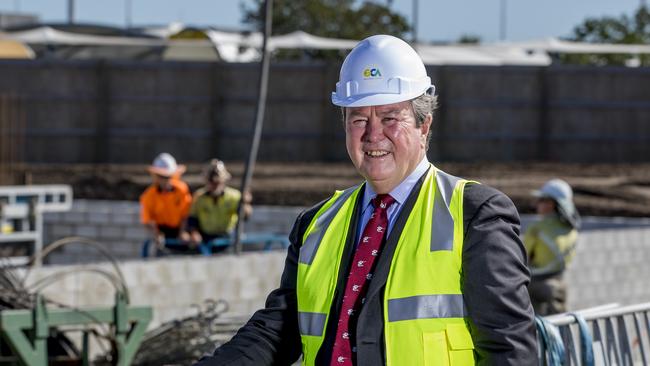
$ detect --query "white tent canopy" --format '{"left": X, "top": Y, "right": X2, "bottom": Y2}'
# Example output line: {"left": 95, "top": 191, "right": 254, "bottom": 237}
{"left": 504, "top": 37, "right": 650, "bottom": 55}
{"left": 202, "top": 30, "right": 650, "bottom": 65}
{"left": 203, "top": 29, "right": 550, "bottom": 65}
{"left": 3, "top": 26, "right": 165, "bottom": 46}
{"left": 417, "top": 44, "right": 551, "bottom": 66}
{"left": 3, "top": 26, "right": 650, "bottom": 65}
{"left": 268, "top": 30, "right": 358, "bottom": 50}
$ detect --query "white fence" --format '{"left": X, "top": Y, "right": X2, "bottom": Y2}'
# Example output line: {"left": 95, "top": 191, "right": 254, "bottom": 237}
{"left": 0, "top": 185, "right": 72, "bottom": 265}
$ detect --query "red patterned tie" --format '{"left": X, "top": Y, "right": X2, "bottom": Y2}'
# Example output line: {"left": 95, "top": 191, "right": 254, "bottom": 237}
{"left": 330, "top": 194, "right": 396, "bottom": 366}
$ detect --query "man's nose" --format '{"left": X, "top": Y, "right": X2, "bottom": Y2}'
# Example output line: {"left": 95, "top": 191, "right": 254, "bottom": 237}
{"left": 363, "top": 117, "right": 384, "bottom": 142}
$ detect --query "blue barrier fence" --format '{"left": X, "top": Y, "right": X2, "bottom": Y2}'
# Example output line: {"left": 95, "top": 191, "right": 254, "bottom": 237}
{"left": 538, "top": 302, "right": 650, "bottom": 365}
{"left": 141, "top": 232, "right": 290, "bottom": 258}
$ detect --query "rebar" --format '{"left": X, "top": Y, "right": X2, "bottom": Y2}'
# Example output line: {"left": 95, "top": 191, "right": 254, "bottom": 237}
{"left": 128, "top": 299, "right": 246, "bottom": 366}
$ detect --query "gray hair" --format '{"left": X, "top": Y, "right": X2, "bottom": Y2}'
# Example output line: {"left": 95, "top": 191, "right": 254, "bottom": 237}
{"left": 411, "top": 93, "right": 438, "bottom": 150}
{"left": 411, "top": 93, "right": 438, "bottom": 127}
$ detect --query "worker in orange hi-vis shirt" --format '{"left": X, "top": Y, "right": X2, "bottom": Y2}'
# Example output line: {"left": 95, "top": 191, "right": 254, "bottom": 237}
{"left": 140, "top": 152, "right": 192, "bottom": 251}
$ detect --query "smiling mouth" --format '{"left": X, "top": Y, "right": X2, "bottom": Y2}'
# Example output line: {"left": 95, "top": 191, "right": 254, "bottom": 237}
{"left": 365, "top": 150, "right": 390, "bottom": 157}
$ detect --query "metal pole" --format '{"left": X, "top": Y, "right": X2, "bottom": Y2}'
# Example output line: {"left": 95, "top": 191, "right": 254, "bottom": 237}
{"left": 125, "top": 0, "right": 132, "bottom": 29}
{"left": 68, "top": 0, "right": 75, "bottom": 24}
{"left": 233, "top": 0, "right": 273, "bottom": 255}
{"left": 412, "top": 0, "right": 419, "bottom": 45}
{"left": 499, "top": 0, "right": 507, "bottom": 41}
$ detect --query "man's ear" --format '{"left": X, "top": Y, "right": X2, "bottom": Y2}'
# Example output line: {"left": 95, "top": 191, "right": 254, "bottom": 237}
{"left": 421, "top": 114, "right": 432, "bottom": 138}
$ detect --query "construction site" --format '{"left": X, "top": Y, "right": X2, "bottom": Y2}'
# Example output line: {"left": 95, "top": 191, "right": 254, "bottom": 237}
{"left": 2, "top": 1, "right": 650, "bottom": 365}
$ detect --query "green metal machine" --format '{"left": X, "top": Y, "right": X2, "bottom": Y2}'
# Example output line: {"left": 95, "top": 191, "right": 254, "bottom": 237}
{"left": 0, "top": 292, "right": 151, "bottom": 366}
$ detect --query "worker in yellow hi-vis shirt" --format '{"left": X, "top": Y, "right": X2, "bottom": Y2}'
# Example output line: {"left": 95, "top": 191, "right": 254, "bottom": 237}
{"left": 184, "top": 159, "right": 252, "bottom": 252}
{"left": 524, "top": 179, "right": 581, "bottom": 315}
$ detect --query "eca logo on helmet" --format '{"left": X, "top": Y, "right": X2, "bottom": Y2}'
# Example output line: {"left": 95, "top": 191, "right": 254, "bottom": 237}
{"left": 363, "top": 67, "right": 382, "bottom": 78}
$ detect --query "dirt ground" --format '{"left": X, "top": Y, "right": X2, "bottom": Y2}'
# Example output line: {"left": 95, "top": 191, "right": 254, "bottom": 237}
{"left": 15, "top": 162, "right": 650, "bottom": 217}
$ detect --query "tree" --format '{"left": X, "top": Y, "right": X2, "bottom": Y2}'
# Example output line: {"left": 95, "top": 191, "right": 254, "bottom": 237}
{"left": 240, "top": 0, "right": 411, "bottom": 60}
{"left": 560, "top": 5, "right": 650, "bottom": 66}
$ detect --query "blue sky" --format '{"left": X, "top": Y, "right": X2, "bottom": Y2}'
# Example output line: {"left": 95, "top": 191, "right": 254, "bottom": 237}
{"left": 0, "top": 0, "right": 643, "bottom": 42}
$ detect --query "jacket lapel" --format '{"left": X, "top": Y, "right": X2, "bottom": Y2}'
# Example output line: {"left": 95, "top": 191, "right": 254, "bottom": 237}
{"left": 332, "top": 185, "right": 365, "bottom": 317}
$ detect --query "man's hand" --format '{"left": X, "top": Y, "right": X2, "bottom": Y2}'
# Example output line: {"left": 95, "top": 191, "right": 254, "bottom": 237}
{"left": 243, "top": 190, "right": 253, "bottom": 219}
{"left": 144, "top": 222, "right": 165, "bottom": 249}
{"left": 154, "top": 233, "right": 166, "bottom": 249}
{"left": 188, "top": 230, "right": 203, "bottom": 247}
{"left": 179, "top": 230, "right": 192, "bottom": 244}
{"left": 243, "top": 190, "right": 253, "bottom": 204}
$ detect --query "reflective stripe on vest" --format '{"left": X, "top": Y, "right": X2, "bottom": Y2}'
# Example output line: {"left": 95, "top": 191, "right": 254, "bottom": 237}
{"left": 387, "top": 294, "right": 466, "bottom": 322}
{"left": 298, "top": 312, "right": 327, "bottom": 337}
{"left": 299, "top": 186, "right": 358, "bottom": 265}
{"left": 432, "top": 171, "right": 460, "bottom": 251}
{"left": 297, "top": 166, "right": 476, "bottom": 366}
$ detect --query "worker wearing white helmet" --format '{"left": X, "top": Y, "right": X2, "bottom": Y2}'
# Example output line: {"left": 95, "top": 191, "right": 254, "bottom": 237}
{"left": 197, "top": 35, "right": 537, "bottom": 366}
{"left": 525, "top": 179, "right": 581, "bottom": 315}
{"left": 140, "top": 153, "right": 192, "bottom": 252}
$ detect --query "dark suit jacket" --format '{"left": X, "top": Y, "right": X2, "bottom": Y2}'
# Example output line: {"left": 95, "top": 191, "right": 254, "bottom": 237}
{"left": 195, "top": 178, "right": 538, "bottom": 365}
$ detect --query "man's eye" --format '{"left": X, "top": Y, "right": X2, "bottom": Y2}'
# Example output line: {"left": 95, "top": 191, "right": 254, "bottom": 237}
{"left": 383, "top": 117, "right": 397, "bottom": 123}
{"left": 352, "top": 119, "right": 367, "bottom": 126}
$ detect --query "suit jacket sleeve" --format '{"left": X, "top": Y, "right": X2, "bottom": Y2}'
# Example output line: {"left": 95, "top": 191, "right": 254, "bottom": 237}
{"left": 462, "top": 183, "right": 538, "bottom": 366}
{"left": 194, "top": 204, "right": 322, "bottom": 366}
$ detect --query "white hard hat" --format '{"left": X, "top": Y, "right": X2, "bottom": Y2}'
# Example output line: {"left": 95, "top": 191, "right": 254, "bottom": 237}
{"left": 148, "top": 152, "right": 186, "bottom": 177}
{"left": 331, "top": 34, "right": 434, "bottom": 107}
{"left": 533, "top": 179, "right": 573, "bottom": 203}
{"left": 533, "top": 179, "right": 580, "bottom": 228}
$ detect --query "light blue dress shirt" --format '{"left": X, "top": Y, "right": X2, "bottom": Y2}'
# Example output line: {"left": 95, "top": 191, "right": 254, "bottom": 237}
{"left": 355, "top": 157, "right": 431, "bottom": 245}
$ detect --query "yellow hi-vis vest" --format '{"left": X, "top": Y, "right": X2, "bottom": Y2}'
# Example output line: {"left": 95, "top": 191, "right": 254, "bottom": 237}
{"left": 297, "top": 165, "right": 475, "bottom": 366}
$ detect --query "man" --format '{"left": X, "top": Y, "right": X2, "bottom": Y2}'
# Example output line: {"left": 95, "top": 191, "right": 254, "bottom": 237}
{"left": 196, "top": 35, "right": 536, "bottom": 365}
{"left": 185, "top": 159, "right": 252, "bottom": 252}
{"left": 525, "top": 178, "right": 581, "bottom": 315}
{"left": 140, "top": 152, "right": 192, "bottom": 250}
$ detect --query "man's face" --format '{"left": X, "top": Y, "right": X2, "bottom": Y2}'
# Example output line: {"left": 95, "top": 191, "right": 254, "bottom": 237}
{"left": 536, "top": 198, "right": 556, "bottom": 215}
{"left": 206, "top": 179, "right": 226, "bottom": 195}
{"left": 345, "top": 101, "right": 431, "bottom": 194}
{"left": 153, "top": 174, "right": 172, "bottom": 189}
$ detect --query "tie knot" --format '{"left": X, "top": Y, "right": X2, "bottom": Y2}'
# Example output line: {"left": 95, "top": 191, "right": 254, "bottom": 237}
{"left": 372, "top": 194, "right": 395, "bottom": 211}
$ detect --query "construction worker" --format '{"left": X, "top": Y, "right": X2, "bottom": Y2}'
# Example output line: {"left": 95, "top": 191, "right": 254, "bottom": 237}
{"left": 140, "top": 152, "right": 192, "bottom": 251}
{"left": 184, "top": 159, "right": 252, "bottom": 252}
{"left": 525, "top": 179, "right": 581, "bottom": 315}
{"left": 195, "top": 35, "right": 536, "bottom": 365}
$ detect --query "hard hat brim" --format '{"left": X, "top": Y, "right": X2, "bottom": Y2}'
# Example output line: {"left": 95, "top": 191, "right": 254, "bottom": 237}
{"left": 148, "top": 164, "right": 186, "bottom": 177}
{"left": 531, "top": 190, "right": 545, "bottom": 198}
{"left": 331, "top": 90, "right": 429, "bottom": 108}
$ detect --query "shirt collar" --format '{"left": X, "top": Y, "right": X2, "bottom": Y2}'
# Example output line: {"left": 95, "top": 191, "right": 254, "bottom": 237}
{"left": 361, "top": 156, "right": 431, "bottom": 209}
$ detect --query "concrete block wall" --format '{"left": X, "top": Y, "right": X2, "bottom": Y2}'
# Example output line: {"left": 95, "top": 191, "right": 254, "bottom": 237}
{"left": 4, "top": 61, "right": 650, "bottom": 163}
{"left": 43, "top": 200, "right": 145, "bottom": 264}
{"left": 27, "top": 226, "right": 650, "bottom": 330}
{"left": 42, "top": 200, "right": 304, "bottom": 265}
{"left": 565, "top": 227, "right": 650, "bottom": 310}
{"left": 26, "top": 252, "right": 287, "bottom": 329}
{"left": 39, "top": 201, "right": 650, "bottom": 318}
